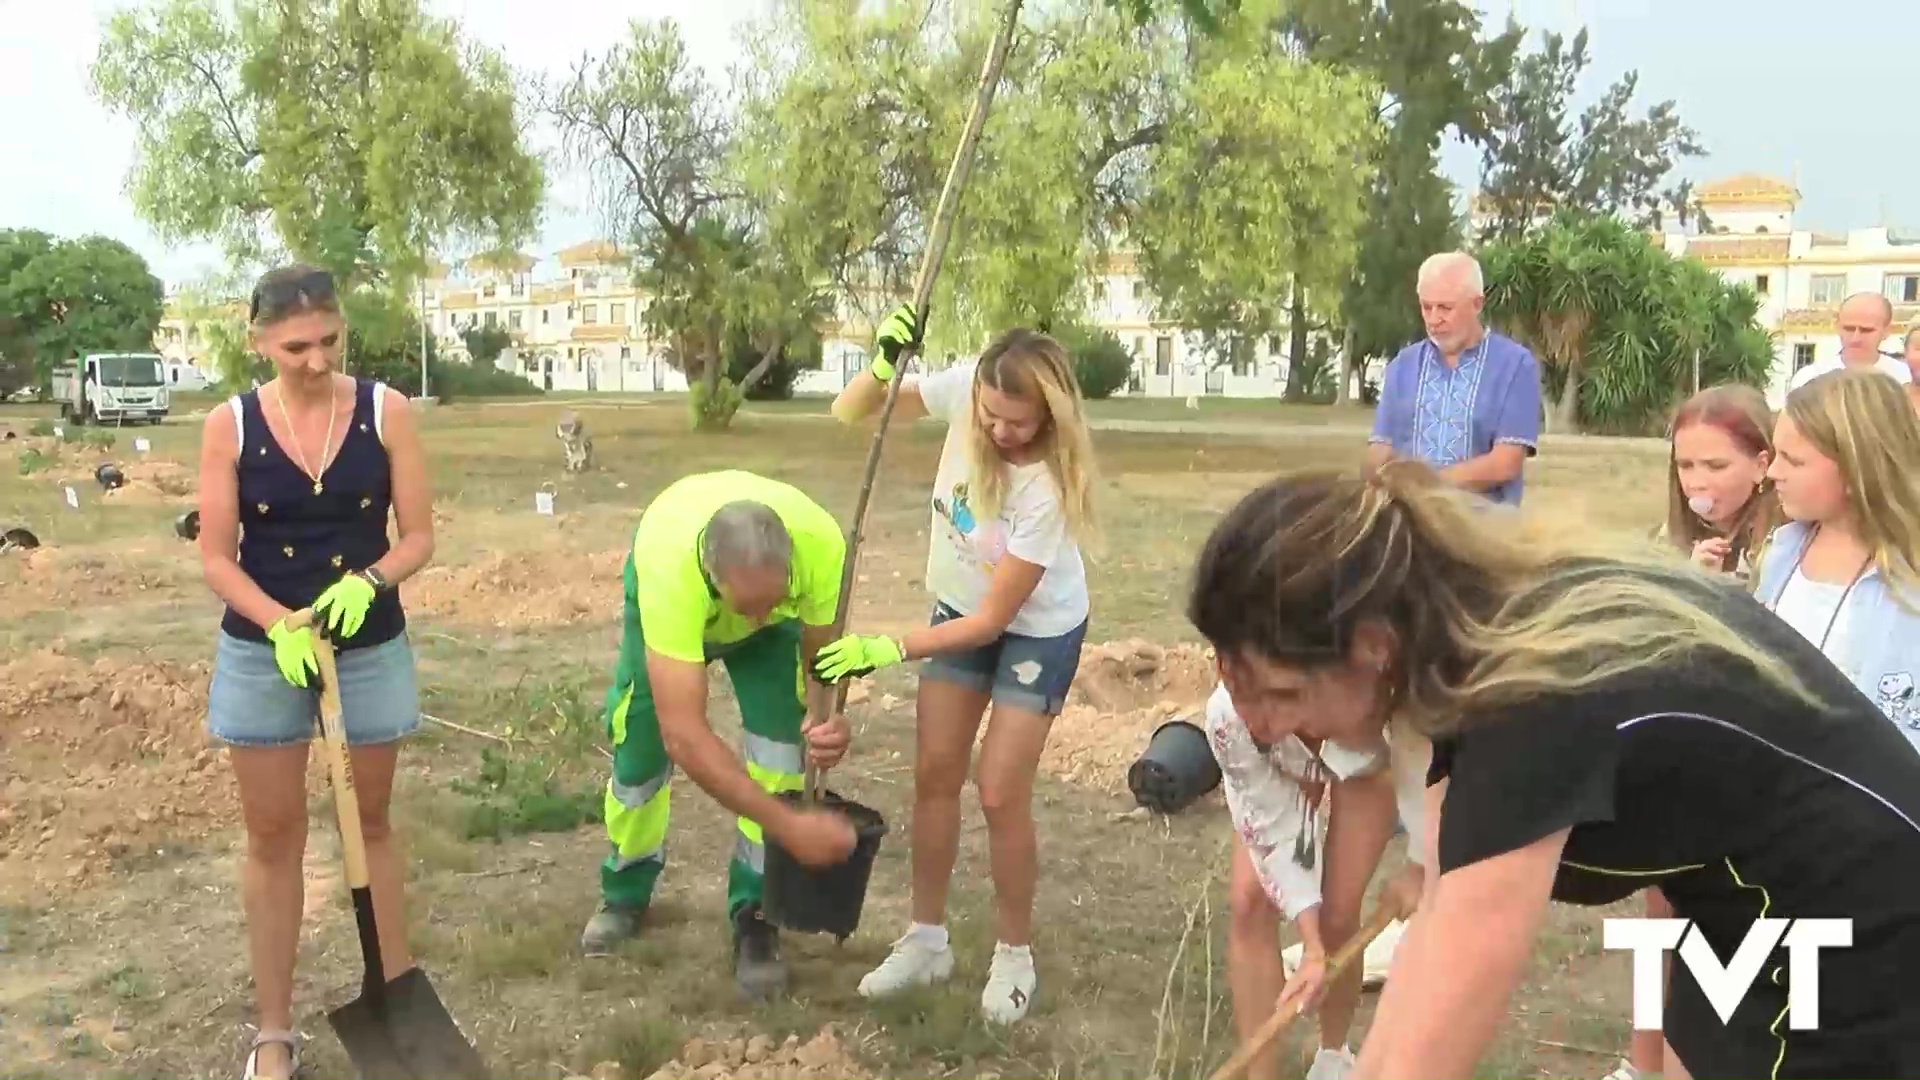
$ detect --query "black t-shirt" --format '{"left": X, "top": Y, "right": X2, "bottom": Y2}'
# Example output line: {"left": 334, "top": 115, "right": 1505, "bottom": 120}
{"left": 1428, "top": 563, "right": 1920, "bottom": 1079}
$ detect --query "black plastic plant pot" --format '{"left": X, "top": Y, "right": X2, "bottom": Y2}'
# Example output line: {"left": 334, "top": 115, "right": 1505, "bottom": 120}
{"left": 95, "top": 463, "right": 126, "bottom": 491}
{"left": 1, "top": 526, "right": 40, "bottom": 551}
{"left": 175, "top": 510, "right": 201, "bottom": 541}
{"left": 762, "top": 790, "right": 889, "bottom": 942}
{"left": 1127, "top": 718, "right": 1223, "bottom": 815}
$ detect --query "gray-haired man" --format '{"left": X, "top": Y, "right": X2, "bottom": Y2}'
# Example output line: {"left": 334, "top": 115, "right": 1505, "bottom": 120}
{"left": 580, "top": 470, "right": 857, "bottom": 1000}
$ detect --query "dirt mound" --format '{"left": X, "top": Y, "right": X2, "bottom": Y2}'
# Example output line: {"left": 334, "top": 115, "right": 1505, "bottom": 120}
{"left": 1, "top": 433, "right": 59, "bottom": 459}
{"left": 1041, "top": 639, "right": 1215, "bottom": 794}
{"left": 95, "top": 459, "right": 197, "bottom": 504}
{"left": 643, "top": 1028, "right": 872, "bottom": 1080}
{"left": 0, "top": 544, "right": 198, "bottom": 614}
{"left": 409, "top": 548, "right": 626, "bottom": 629}
{"left": 0, "top": 650, "right": 231, "bottom": 897}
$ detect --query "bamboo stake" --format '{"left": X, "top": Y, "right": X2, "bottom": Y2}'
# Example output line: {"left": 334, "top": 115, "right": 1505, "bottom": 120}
{"left": 805, "top": 0, "right": 1027, "bottom": 803}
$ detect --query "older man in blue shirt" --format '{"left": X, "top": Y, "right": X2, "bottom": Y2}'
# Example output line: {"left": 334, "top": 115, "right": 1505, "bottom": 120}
{"left": 1366, "top": 251, "right": 1543, "bottom": 505}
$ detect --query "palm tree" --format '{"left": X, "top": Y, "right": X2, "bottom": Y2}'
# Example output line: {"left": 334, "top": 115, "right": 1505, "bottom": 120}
{"left": 1482, "top": 212, "right": 1772, "bottom": 434}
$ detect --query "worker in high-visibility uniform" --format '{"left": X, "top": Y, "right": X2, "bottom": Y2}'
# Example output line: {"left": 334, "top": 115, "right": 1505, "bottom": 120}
{"left": 579, "top": 470, "right": 858, "bottom": 999}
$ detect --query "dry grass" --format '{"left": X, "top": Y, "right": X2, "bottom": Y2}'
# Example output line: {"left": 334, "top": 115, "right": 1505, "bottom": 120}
{"left": 0, "top": 394, "right": 1670, "bottom": 1078}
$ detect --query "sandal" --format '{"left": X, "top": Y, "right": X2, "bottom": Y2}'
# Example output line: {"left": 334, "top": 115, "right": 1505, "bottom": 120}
{"left": 241, "top": 1027, "right": 302, "bottom": 1080}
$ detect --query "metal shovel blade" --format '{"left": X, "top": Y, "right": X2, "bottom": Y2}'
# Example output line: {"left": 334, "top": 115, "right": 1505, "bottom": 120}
{"left": 326, "top": 967, "right": 490, "bottom": 1079}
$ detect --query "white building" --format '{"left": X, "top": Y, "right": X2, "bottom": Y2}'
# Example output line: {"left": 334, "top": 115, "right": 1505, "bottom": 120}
{"left": 1658, "top": 173, "right": 1920, "bottom": 405}
{"left": 1471, "top": 173, "right": 1920, "bottom": 407}
{"left": 417, "top": 245, "right": 1341, "bottom": 400}
{"left": 160, "top": 172, "right": 1906, "bottom": 405}
{"left": 423, "top": 243, "right": 691, "bottom": 394}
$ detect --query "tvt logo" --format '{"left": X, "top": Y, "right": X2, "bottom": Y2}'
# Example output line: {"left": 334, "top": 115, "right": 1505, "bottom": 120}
{"left": 1603, "top": 918, "right": 1852, "bottom": 1031}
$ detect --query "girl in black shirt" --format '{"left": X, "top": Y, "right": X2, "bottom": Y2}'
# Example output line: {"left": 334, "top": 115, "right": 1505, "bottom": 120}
{"left": 1188, "top": 462, "right": 1920, "bottom": 1079}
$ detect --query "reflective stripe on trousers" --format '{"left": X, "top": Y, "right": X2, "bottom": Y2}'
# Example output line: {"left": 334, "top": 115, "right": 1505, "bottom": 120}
{"left": 605, "top": 767, "right": 671, "bottom": 872}
{"left": 732, "top": 731, "right": 804, "bottom": 873}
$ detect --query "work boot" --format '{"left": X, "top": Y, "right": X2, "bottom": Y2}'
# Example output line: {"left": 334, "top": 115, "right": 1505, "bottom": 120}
{"left": 732, "top": 903, "right": 788, "bottom": 1001}
{"left": 580, "top": 903, "right": 645, "bottom": 956}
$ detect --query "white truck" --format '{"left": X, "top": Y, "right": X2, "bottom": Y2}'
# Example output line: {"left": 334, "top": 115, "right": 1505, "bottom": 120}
{"left": 51, "top": 352, "right": 171, "bottom": 425}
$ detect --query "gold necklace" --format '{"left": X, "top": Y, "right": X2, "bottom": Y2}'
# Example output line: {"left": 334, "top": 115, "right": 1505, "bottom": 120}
{"left": 275, "top": 379, "right": 341, "bottom": 496}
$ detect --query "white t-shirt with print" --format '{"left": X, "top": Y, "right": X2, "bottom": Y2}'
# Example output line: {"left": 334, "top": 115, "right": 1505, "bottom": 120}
{"left": 1203, "top": 684, "right": 1430, "bottom": 921}
{"left": 913, "top": 361, "right": 1089, "bottom": 638}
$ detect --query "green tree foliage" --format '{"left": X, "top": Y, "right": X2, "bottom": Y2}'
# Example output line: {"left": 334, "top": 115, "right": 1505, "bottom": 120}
{"left": 739, "top": 0, "right": 1382, "bottom": 368}
{"left": 733, "top": 0, "right": 944, "bottom": 312}
{"left": 461, "top": 323, "right": 516, "bottom": 368}
{"left": 0, "top": 229, "right": 165, "bottom": 395}
{"left": 1137, "top": 13, "right": 1380, "bottom": 371}
{"left": 1476, "top": 28, "right": 1705, "bottom": 243}
{"left": 1278, "top": 0, "right": 1520, "bottom": 400}
{"left": 724, "top": 320, "right": 823, "bottom": 401}
{"left": 1482, "top": 213, "right": 1772, "bottom": 435}
{"left": 91, "top": 0, "right": 543, "bottom": 290}
{"left": 549, "top": 19, "right": 826, "bottom": 429}
{"left": 1056, "top": 323, "right": 1134, "bottom": 399}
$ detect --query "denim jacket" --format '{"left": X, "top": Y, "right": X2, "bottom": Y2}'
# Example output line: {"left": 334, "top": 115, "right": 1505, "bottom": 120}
{"left": 1752, "top": 521, "right": 1920, "bottom": 747}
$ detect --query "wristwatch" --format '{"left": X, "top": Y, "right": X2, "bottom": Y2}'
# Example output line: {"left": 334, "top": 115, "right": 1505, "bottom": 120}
{"left": 357, "top": 566, "right": 391, "bottom": 593}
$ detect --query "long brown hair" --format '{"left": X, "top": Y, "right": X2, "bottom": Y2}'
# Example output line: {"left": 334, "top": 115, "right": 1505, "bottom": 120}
{"left": 962, "top": 329, "right": 1100, "bottom": 546}
{"left": 1187, "top": 461, "right": 1821, "bottom": 736}
{"left": 1782, "top": 369, "right": 1920, "bottom": 601}
{"left": 1664, "top": 383, "right": 1781, "bottom": 578}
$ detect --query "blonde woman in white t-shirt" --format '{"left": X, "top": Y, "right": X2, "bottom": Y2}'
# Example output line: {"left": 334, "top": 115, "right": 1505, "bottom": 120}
{"left": 817, "top": 303, "right": 1099, "bottom": 1024}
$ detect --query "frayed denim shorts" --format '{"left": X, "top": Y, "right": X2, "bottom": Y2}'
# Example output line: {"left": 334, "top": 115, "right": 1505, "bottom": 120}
{"left": 920, "top": 602, "right": 1088, "bottom": 716}
{"left": 207, "top": 630, "right": 420, "bottom": 748}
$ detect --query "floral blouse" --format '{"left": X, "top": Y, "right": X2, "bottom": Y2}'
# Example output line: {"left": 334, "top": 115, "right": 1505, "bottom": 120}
{"left": 1204, "top": 684, "right": 1431, "bottom": 921}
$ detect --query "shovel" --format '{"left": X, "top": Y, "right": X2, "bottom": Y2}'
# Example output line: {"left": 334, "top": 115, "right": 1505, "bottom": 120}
{"left": 296, "top": 609, "right": 491, "bottom": 1078}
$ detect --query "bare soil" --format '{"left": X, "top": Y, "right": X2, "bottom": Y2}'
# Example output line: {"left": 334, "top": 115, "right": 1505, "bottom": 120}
{"left": 0, "top": 543, "right": 200, "bottom": 614}
{"left": 408, "top": 548, "right": 626, "bottom": 629}
{"left": 93, "top": 458, "right": 198, "bottom": 504}
{"left": 1041, "top": 639, "right": 1215, "bottom": 795}
{"left": 0, "top": 649, "right": 232, "bottom": 900}
{"left": 643, "top": 1027, "right": 874, "bottom": 1080}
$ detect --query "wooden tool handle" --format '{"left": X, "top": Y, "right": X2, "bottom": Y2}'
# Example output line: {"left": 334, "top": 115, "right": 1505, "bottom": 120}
{"left": 303, "top": 613, "right": 372, "bottom": 891}
{"left": 1208, "top": 903, "right": 1403, "bottom": 1080}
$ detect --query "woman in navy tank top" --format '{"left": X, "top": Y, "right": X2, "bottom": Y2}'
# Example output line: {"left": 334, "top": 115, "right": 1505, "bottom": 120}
{"left": 195, "top": 265, "right": 436, "bottom": 1080}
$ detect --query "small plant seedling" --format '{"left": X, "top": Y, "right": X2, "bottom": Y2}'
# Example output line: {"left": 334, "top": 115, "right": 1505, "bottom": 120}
{"left": 39, "top": 993, "right": 76, "bottom": 1027}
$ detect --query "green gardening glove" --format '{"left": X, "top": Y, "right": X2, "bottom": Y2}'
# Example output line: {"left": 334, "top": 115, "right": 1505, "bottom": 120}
{"left": 811, "top": 633, "right": 905, "bottom": 683}
{"left": 313, "top": 572, "right": 378, "bottom": 639}
{"left": 871, "top": 302, "right": 922, "bottom": 383}
{"left": 266, "top": 618, "right": 320, "bottom": 689}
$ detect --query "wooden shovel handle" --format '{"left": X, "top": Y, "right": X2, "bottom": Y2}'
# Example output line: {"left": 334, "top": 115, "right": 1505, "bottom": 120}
{"left": 1208, "top": 902, "right": 1403, "bottom": 1080}
{"left": 286, "top": 608, "right": 373, "bottom": 891}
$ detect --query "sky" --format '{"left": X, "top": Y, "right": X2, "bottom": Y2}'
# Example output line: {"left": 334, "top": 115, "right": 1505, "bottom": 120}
{"left": 2, "top": 0, "right": 1915, "bottom": 289}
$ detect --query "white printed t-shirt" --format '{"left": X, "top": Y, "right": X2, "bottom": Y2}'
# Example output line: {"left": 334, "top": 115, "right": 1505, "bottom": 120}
{"left": 1204, "top": 684, "right": 1430, "bottom": 920}
{"left": 912, "top": 361, "right": 1089, "bottom": 638}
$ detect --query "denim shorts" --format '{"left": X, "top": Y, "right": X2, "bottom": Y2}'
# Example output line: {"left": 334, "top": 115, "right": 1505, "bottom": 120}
{"left": 207, "top": 630, "right": 421, "bottom": 748}
{"left": 920, "top": 602, "right": 1088, "bottom": 716}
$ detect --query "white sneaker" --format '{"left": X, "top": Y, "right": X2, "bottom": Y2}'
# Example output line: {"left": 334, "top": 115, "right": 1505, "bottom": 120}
{"left": 857, "top": 928, "right": 955, "bottom": 998}
{"left": 980, "top": 943, "right": 1037, "bottom": 1024}
{"left": 1602, "top": 1061, "right": 1645, "bottom": 1080}
{"left": 1306, "top": 1046, "right": 1355, "bottom": 1080}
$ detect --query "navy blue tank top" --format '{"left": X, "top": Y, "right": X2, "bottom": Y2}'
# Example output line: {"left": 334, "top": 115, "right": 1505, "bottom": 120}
{"left": 219, "top": 378, "right": 406, "bottom": 651}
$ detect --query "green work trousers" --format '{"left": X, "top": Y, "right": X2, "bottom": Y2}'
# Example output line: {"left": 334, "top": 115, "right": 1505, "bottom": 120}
{"left": 598, "top": 600, "right": 807, "bottom": 918}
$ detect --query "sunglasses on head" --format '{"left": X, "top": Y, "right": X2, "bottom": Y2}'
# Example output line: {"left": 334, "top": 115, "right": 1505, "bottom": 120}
{"left": 249, "top": 268, "right": 337, "bottom": 323}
